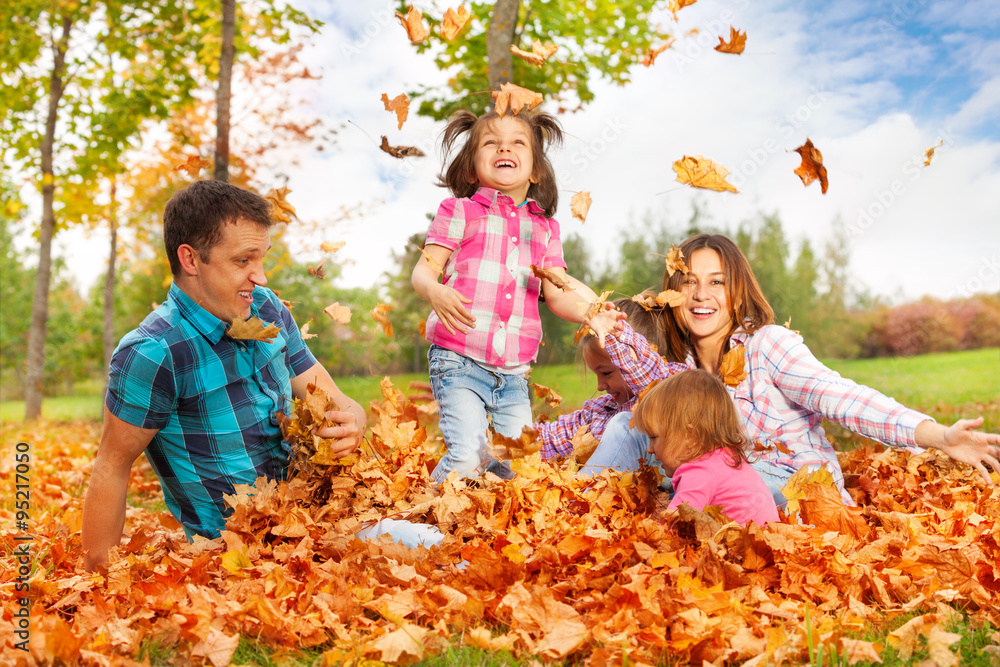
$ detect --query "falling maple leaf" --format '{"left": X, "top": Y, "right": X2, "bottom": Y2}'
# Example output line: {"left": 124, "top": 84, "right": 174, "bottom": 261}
{"left": 510, "top": 40, "right": 559, "bottom": 67}
{"left": 394, "top": 5, "right": 429, "bottom": 42}
{"left": 673, "top": 155, "right": 739, "bottom": 193}
{"left": 323, "top": 302, "right": 352, "bottom": 324}
{"left": 381, "top": 92, "right": 410, "bottom": 130}
{"left": 664, "top": 245, "right": 689, "bottom": 277}
{"left": 411, "top": 242, "right": 445, "bottom": 274}
{"left": 173, "top": 154, "right": 211, "bottom": 178}
{"left": 228, "top": 316, "right": 280, "bottom": 341}
{"left": 792, "top": 138, "right": 829, "bottom": 194}
{"left": 440, "top": 5, "right": 470, "bottom": 40}
{"left": 320, "top": 241, "right": 346, "bottom": 253}
{"left": 924, "top": 140, "right": 943, "bottom": 167}
{"left": 714, "top": 26, "right": 747, "bottom": 54}
{"left": 719, "top": 344, "right": 747, "bottom": 388}
{"left": 570, "top": 191, "right": 592, "bottom": 223}
{"left": 380, "top": 136, "right": 425, "bottom": 159}
{"left": 299, "top": 321, "right": 317, "bottom": 340}
{"left": 418, "top": 317, "right": 426, "bottom": 338}
{"left": 531, "top": 265, "right": 573, "bottom": 291}
{"left": 530, "top": 382, "right": 563, "bottom": 408}
{"left": 574, "top": 290, "right": 613, "bottom": 342}
{"left": 372, "top": 303, "right": 394, "bottom": 337}
{"left": 308, "top": 257, "right": 327, "bottom": 279}
{"left": 641, "top": 37, "right": 675, "bottom": 67}
{"left": 264, "top": 186, "right": 297, "bottom": 223}
{"left": 492, "top": 82, "right": 544, "bottom": 117}
{"left": 668, "top": 0, "right": 697, "bottom": 21}
{"left": 631, "top": 289, "right": 685, "bottom": 311}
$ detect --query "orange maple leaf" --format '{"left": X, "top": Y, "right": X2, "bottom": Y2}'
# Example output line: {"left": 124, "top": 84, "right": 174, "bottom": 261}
{"left": 489, "top": 425, "right": 542, "bottom": 459}
{"left": 510, "top": 40, "right": 558, "bottom": 67}
{"left": 371, "top": 303, "right": 394, "bottom": 337}
{"left": 531, "top": 265, "right": 572, "bottom": 292}
{"left": 381, "top": 92, "right": 410, "bottom": 130}
{"left": 714, "top": 26, "right": 747, "bottom": 54}
{"left": 574, "top": 289, "right": 613, "bottom": 342}
{"left": 395, "top": 5, "right": 429, "bottom": 42}
{"left": 664, "top": 245, "right": 689, "bottom": 277}
{"left": 719, "top": 344, "right": 747, "bottom": 388}
{"left": 668, "top": 0, "right": 697, "bottom": 21}
{"left": 264, "top": 186, "right": 297, "bottom": 223}
{"left": 570, "top": 191, "right": 592, "bottom": 223}
{"left": 641, "top": 37, "right": 675, "bottom": 67}
{"left": 299, "top": 321, "right": 317, "bottom": 340}
{"left": 308, "top": 257, "right": 327, "bottom": 279}
{"left": 320, "top": 241, "right": 346, "bottom": 253}
{"left": 924, "top": 140, "right": 943, "bottom": 167}
{"left": 380, "top": 136, "right": 425, "bottom": 159}
{"left": 793, "top": 138, "right": 829, "bottom": 194}
{"left": 323, "top": 302, "right": 351, "bottom": 324}
{"left": 530, "top": 382, "right": 563, "bottom": 408}
{"left": 228, "top": 316, "right": 280, "bottom": 341}
{"left": 411, "top": 242, "right": 445, "bottom": 274}
{"left": 441, "top": 5, "right": 470, "bottom": 41}
{"left": 673, "top": 155, "right": 739, "bottom": 193}
{"left": 492, "top": 82, "right": 544, "bottom": 117}
{"left": 173, "top": 155, "right": 212, "bottom": 178}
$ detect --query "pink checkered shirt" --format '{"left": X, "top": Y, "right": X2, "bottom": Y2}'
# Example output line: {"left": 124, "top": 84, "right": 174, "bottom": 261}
{"left": 423, "top": 188, "right": 565, "bottom": 367}
{"left": 538, "top": 323, "right": 689, "bottom": 459}
{"left": 718, "top": 325, "right": 932, "bottom": 496}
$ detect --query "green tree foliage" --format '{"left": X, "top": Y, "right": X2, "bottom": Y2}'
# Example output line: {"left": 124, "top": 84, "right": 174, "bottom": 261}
{"left": 409, "top": 0, "right": 673, "bottom": 119}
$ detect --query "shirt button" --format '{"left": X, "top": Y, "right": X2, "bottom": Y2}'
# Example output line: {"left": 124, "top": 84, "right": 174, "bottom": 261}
{"left": 511, "top": 236, "right": 518, "bottom": 243}
{"left": 505, "top": 294, "right": 512, "bottom": 299}
{"left": 509, "top": 211, "right": 516, "bottom": 217}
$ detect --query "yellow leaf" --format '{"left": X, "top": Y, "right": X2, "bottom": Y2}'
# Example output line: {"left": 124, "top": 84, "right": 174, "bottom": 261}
{"left": 492, "top": 82, "right": 544, "bottom": 117}
{"left": 394, "top": 5, "right": 429, "bottom": 42}
{"left": 924, "top": 139, "right": 944, "bottom": 167}
{"left": 323, "top": 302, "right": 352, "bottom": 324}
{"left": 372, "top": 303, "right": 394, "bottom": 337}
{"left": 570, "top": 191, "right": 592, "bottom": 223}
{"left": 227, "top": 316, "right": 280, "bottom": 341}
{"left": 673, "top": 155, "right": 739, "bottom": 193}
{"left": 221, "top": 548, "right": 252, "bottom": 574}
{"left": 320, "top": 241, "right": 346, "bottom": 253}
{"left": 440, "top": 5, "right": 470, "bottom": 41}
{"left": 781, "top": 465, "right": 836, "bottom": 516}
{"left": 668, "top": 0, "right": 697, "bottom": 21}
{"left": 264, "top": 186, "right": 297, "bottom": 223}
{"left": 719, "top": 344, "right": 747, "bottom": 388}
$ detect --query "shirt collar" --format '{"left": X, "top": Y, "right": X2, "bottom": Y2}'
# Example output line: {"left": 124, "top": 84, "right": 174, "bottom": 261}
{"left": 168, "top": 282, "right": 240, "bottom": 345}
{"left": 471, "top": 186, "right": 545, "bottom": 215}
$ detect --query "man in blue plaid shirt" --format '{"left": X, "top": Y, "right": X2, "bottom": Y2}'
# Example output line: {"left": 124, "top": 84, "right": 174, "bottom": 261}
{"left": 81, "top": 180, "right": 370, "bottom": 571}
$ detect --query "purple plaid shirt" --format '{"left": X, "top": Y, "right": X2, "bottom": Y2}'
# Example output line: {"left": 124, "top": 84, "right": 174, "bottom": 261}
{"left": 539, "top": 323, "right": 689, "bottom": 458}
{"left": 423, "top": 187, "right": 565, "bottom": 367}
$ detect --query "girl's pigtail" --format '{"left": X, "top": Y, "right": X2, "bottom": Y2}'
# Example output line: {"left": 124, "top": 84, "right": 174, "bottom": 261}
{"left": 437, "top": 110, "right": 481, "bottom": 198}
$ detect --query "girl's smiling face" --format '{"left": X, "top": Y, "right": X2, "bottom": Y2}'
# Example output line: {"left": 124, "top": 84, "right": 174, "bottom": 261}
{"left": 676, "top": 248, "right": 733, "bottom": 348}
{"left": 583, "top": 345, "right": 632, "bottom": 406}
{"left": 473, "top": 115, "right": 535, "bottom": 204}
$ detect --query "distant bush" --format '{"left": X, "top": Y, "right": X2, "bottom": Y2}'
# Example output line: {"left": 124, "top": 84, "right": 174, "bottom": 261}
{"left": 860, "top": 295, "right": 1000, "bottom": 358}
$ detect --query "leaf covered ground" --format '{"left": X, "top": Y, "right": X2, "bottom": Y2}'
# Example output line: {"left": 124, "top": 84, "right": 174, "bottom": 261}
{"left": 1, "top": 382, "right": 998, "bottom": 666}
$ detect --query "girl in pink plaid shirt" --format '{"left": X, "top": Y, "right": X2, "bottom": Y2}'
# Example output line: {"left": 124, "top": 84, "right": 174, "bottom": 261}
{"left": 412, "top": 108, "right": 615, "bottom": 485}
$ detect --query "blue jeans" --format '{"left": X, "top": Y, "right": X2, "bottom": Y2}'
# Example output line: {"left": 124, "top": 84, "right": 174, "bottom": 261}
{"left": 428, "top": 345, "right": 530, "bottom": 485}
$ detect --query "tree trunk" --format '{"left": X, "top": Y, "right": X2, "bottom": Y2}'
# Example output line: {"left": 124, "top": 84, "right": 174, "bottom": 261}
{"left": 24, "top": 17, "right": 71, "bottom": 420}
{"left": 486, "top": 0, "right": 520, "bottom": 91}
{"left": 102, "top": 178, "right": 118, "bottom": 400}
{"left": 215, "top": 0, "right": 236, "bottom": 182}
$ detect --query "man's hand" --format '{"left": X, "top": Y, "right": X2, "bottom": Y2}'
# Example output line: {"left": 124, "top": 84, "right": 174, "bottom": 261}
{"left": 314, "top": 409, "right": 365, "bottom": 457}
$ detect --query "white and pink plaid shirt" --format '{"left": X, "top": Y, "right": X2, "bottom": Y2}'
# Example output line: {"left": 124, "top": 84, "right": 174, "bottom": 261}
{"left": 423, "top": 188, "right": 565, "bottom": 368}
{"left": 717, "top": 325, "right": 931, "bottom": 496}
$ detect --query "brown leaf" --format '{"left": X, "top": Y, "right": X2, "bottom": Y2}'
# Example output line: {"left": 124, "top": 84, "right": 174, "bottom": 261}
{"left": 799, "top": 481, "right": 869, "bottom": 540}
{"left": 793, "top": 138, "right": 829, "bottom": 194}
{"left": 264, "top": 186, "right": 297, "bottom": 223}
{"left": 657, "top": 289, "right": 686, "bottom": 308}
{"left": 323, "top": 302, "right": 352, "bottom": 324}
{"left": 372, "top": 303, "right": 394, "bottom": 337}
{"left": 380, "top": 135, "right": 425, "bottom": 159}
{"left": 492, "top": 82, "right": 544, "bottom": 117}
{"left": 668, "top": 0, "right": 697, "bottom": 21}
{"left": 412, "top": 242, "right": 445, "bottom": 274}
{"left": 489, "top": 425, "right": 542, "bottom": 460}
{"left": 308, "top": 257, "right": 327, "bottom": 279}
{"left": 924, "top": 140, "right": 943, "bottom": 167}
{"left": 719, "top": 344, "right": 747, "bottom": 388}
{"left": 530, "top": 382, "right": 563, "bottom": 408}
{"left": 673, "top": 155, "right": 739, "bottom": 193}
{"left": 394, "top": 5, "right": 429, "bottom": 42}
{"left": 664, "top": 245, "right": 689, "bottom": 277}
{"left": 510, "top": 40, "right": 558, "bottom": 67}
{"left": 574, "top": 290, "right": 613, "bottom": 342}
{"left": 531, "top": 265, "right": 572, "bottom": 291}
{"left": 381, "top": 92, "right": 410, "bottom": 130}
{"left": 173, "top": 155, "right": 212, "bottom": 178}
{"left": 570, "top": 191, "right": 592, "bottom": 223}
{"left": 228, "top": 316, "right": 280, "bottom": 341}
{"left": 440, "top": 5, "right": 470, "bottom": 41}
{"left": 714, "top": 26, "right": 747, "bottom": 54}
{"left": 320, "top": 240, "right": 346, "bottom": 253}
{"left": 641, "top": 37, "right": 675, "bottom": 67}
{"left": 299, "top": 321, "right": 317, "bottom": 340}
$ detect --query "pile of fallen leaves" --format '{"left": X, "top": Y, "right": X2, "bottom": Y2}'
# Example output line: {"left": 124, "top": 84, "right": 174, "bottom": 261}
{"left": 1, "top": 384, "right": 998, "bottom": 666}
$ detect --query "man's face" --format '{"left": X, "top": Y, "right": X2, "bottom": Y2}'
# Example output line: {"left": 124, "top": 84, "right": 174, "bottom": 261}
{"left": 183, "top": 218, "right": 271, "bottom": 323}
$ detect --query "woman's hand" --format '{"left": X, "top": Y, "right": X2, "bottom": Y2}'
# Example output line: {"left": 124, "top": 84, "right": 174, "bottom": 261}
{"left": 917, "top": 417, "right": 1000, "bottom": 485}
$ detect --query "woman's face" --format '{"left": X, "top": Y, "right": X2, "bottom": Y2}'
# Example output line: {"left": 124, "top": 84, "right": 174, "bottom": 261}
{"left": 675, "top": 248, "right": 733, "bottom": 347}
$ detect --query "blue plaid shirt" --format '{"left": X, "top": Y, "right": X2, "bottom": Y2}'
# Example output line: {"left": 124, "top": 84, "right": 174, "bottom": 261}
{"left": 106, "top": 283, "right": 317, "bottom": 538}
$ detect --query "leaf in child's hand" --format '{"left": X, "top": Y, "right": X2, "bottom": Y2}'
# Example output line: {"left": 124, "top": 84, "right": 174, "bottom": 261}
{"left": 510, "top": 40, "right": 558, "bottom": 67}
{"left": 380, "top": 136, "right": 425, "bottom": 159}
{"left": 320, "top": 241, "right": 346, "bottom": 253}
{"left": 714, "top": 26, "right": 747, "bottom": 54}
{"left": 792, "top": 138, "right": 829, "bottom": 194}
{"left": 668, "top": 0, "right": 697, "bottom": 21}
{"left": 173, "top": 154, "right": 211, "bottom": 178}
{"left": 641, "top": 37, "right": 675, "bottom": 67}
{"left": 575, "top": 290, "right": 613, "bottom": 342}
{"left": 531, "top": 265, "right": 572, "bottom": 291}
{"left": 381, "top": 93, "right": 410, "bottom": 130}
{"left": 299, "top": 321, "right": 317, "bottom": 340}
{"left": 411, "top": 242, "right": 444, "bottom": 274}
{"left": 440, "top": 5, "right": 469, "bottom": 40}
{"left": 308, "top": 257, "right": 327, "bottom": 279}
{"left": 492, "top": 82, "right": 543, "bottom": 118}
{"left": 489, "top": 425, "right": 541, "bottom": 460}
{"left": 323, "top": 302, "right": 352, "bottom": 324}
{"left": 371, "top": 303, "right": 394, "bottom": 337}
{"left": 264, "top": 186, "right": 297, "bottom": 223}
{"left": 673, "top": 155, "right": 739, "bottom": 193}
{"left": 665, "top": 245, "right": 689, "bottom": 277}
{"left": 395, "top": 5, "right": 429, "bottom": 42}
{"left": 924, "top": 139, "right": 943, "bottom": 166}
{"left": 530, "top": 382, "right": 563, "bottom": 408}
{"left": 719, "top": 344, "right": 747, "bottom": 388}
{"left": 570, "top": 191, "right": 592, "bottom": 223}
{"left": 228, "top": 316, "right": 280, "bottom": 341}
